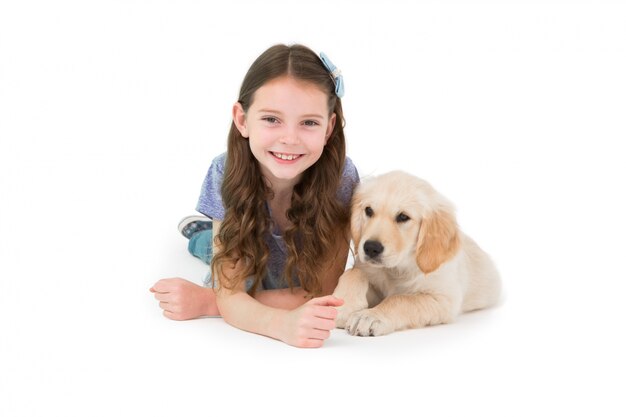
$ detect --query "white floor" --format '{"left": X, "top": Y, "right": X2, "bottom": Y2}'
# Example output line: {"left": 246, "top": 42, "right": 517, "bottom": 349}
{"left": 2, "top": 1, "right": 625, "bottom": 416}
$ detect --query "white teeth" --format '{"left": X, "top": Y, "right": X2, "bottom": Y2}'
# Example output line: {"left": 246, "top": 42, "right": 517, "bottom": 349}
{"left": 273, "top": 152, "right": 300, "bottom": 161}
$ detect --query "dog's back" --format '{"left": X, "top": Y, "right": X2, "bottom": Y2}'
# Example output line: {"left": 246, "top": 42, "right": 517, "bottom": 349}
{"left": 458, "top": 234, "right": 501, "bottom": 313}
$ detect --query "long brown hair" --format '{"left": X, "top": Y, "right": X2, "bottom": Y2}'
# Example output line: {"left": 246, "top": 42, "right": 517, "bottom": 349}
{"left": 211, "top": 44, "right": 349, "bottom": 296}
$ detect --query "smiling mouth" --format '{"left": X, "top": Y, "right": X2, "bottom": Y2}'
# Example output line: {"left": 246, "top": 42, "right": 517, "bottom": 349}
{"left": 271, "top": 152, "right": 303, "bottom": 161}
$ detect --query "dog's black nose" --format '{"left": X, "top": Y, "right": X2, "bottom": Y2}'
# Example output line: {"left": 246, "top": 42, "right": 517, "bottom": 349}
{"left": 363, "top": 240, "right": 384, "bottom": 259}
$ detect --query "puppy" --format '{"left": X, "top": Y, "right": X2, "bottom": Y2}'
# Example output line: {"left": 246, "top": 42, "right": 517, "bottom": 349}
{"left": 333, "top": 171, "right": 501, "bottom": 336}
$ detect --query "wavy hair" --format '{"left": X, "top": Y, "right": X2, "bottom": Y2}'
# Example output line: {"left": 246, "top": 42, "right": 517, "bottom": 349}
{"left": 211, "top": 44, "right": 349, "bottom": 296}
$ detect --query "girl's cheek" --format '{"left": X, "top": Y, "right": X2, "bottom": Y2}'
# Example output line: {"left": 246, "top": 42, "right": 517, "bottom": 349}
{"left": 305, "top": 131, "right": 328, "bottom": 146}
{"left": 255, "top": 129, "right": 276, "bottom": 142}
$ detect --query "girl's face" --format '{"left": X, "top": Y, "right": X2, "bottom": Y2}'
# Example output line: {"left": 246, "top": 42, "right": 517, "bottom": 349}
{"left": 233, "top": 76, "right": 336, "bottom": 188}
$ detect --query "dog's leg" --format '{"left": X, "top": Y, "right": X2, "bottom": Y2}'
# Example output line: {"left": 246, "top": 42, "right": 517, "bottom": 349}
{"left": 332, "top": 268, "right": 370, "bottom": 329}
{"left": 346, "top": 292, "right": 457, "bottom": 336}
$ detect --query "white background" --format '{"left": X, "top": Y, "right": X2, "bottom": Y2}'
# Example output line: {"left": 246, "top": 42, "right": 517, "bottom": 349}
{"left": 1, "top": 0, "right": 625, "bottom": 416}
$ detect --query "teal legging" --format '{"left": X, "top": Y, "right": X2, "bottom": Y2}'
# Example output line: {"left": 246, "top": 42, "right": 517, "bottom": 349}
{"left": 187, "top": 227, "right": 213, "bottom": 265}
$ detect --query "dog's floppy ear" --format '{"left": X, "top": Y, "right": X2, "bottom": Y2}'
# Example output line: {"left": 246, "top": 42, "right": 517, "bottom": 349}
{"left": 416, "top": 209, "right": 460, "bottom": 274}
{"left": 350, "top": 188, "right": 364, "bottom": 252}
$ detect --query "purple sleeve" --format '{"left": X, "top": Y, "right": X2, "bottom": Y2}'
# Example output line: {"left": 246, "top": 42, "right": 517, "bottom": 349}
{"left": 338, "top": 157, "right": 360, "bottom": 207}
{"left": 196, "top": 153, "right": 226, "bottom": 220}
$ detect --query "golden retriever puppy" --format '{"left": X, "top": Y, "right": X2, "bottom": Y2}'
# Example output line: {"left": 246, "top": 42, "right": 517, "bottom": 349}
{"left": 333, "top": 171, "right": 501, "bottom": 336}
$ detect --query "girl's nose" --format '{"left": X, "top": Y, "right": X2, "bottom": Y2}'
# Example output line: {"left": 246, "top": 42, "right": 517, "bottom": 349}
{"left": 279, "top": 127, "right": 300, "bottom": 145}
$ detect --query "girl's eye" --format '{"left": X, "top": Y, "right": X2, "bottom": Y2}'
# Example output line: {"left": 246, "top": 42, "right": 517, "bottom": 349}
{"left": 365, "top": 206, "right": 374, "bottom": 217}
{"left": 263, "top": 117, "right": 279, "bottom": 124}
{"left": 303, "top": 120, "right": 320, "bottom": 127}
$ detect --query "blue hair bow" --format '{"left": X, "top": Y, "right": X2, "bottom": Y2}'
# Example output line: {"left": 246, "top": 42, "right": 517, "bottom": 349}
{"left": 319, "top": 52, "right": 345, "bottom": 98}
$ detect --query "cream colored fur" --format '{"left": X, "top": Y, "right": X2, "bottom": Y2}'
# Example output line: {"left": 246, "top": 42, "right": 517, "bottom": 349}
{"left": 333, "top": 171, "right": 501, "bottom": 336}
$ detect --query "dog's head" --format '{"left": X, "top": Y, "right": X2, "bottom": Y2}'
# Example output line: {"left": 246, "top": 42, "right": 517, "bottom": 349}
{"left": 351, "top": 171, "right": 460, "bottom": 274}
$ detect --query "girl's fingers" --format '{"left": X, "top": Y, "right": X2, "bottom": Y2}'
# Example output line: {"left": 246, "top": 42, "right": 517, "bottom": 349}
{"left": 313, "top": 317, "right": 336, "bottom": 331}
{"left": 308, "top": 328, "right": 331, "bottom": 341}
{"left": 150, "top": 281, "right": 166, "bottom": 291}
{"left": 150, "top": 280, "right": 166, "bottom": 292}
{"left": 150, "top": 278, "right": 181, "bottom": 293}
{"left": 301, "top": 339, "right": 325, "bottom": 349}
{"left": 312, "top": 305, "right": 339, "bottom": 320}
{"left": 309, "top": 295, "right": 344, "bottom": 307}
{"left": 153, "top": 292, "right": 171, "bottom": 302}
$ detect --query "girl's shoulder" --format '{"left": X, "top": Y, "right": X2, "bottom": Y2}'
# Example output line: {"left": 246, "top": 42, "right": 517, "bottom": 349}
{"left": 210, "top": 152, "right": 227, "bottom": 174}
{"left": 343, "top": 156, "right": 359, "bottom": 180}
{"left": 196, "top": 152, "right": 227, "bottom": 220}
{"left": 338, "top": 156, "right": 360, "bottom": 206}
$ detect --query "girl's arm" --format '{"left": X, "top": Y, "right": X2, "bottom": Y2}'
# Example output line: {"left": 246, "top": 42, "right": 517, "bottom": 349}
{"left": 217, "top": 286, "right": 343, "bottom": 348}
{"left": 150, "top": 278, "right": 311, "bottom": 320}
{"left": 213, "top": 221, "right": 345, "bottom": 348}
{"left": 150, "top": 225, "right": 349, "bottom": 322}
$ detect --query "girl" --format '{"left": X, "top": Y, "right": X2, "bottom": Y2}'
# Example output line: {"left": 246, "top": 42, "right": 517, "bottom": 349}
{"left": 150, "top": 44, "right": 359, "bottom": 348}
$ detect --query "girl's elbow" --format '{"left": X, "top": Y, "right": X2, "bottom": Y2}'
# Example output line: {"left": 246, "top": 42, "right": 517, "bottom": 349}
{"left": 215, "top": 290, "right": 245, "bottom": 322}
{"left": 215, "top": 292, "right": 234, "bottom": 320}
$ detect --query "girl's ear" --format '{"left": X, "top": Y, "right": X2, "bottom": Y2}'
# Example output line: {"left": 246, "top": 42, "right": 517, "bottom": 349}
{"left": 415, "top": 209, "right": 461, "bottom": 274}
{"left": 325, "top": 113, "right": 337, "bottom": 143}
{"left": 232, "top": 102, "right": 249, "bottom": 138}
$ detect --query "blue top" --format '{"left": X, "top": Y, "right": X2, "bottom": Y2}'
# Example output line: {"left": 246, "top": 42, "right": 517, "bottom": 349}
{"left": 196, "top": 152, "right": 359, "bottom": 290}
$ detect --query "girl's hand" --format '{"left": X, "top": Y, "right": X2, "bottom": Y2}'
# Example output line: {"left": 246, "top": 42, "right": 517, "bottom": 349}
{"left": 278, "top": 295, "right": 344, "bottom": 348}
{"left": 150, "top": 278, "right": 219, "bottom": 320}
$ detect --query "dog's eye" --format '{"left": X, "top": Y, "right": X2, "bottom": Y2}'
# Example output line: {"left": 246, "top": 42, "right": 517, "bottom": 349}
{"left": 396, "top": 213, "right": 410, "bottom": 223}
{"left": 365, "top": 206, "right": 374, "bottom": 217}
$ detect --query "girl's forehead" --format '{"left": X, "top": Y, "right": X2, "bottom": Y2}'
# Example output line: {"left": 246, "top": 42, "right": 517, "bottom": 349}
{"left": 250, "top": 76, "right": 330, "bottom": 114}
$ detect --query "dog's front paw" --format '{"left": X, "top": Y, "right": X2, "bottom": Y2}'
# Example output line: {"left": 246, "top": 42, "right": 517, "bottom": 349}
{"left": 335, "top": 305, "right": 362, "bottom": 329}
{"left": 345, "top": 309, "right": 393, "bottom": 337}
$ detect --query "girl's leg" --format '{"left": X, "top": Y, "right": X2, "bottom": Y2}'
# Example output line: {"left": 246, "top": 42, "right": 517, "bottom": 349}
{"left": 178, "top": 216, "right": 217, "bottom": 289}
{"left": 187, "top": 227, "right": 213, "bottom": 265}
